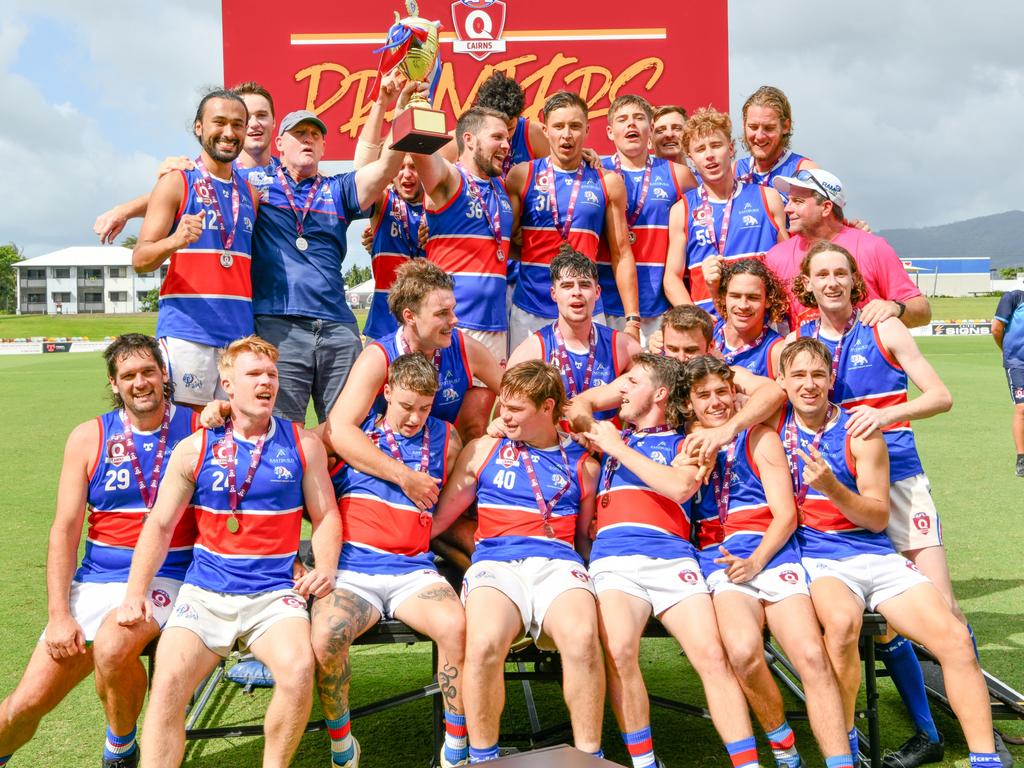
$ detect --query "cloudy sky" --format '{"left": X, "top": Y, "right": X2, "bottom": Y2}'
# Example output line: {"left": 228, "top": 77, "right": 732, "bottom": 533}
{"left": 2, "top": 0, "right": 1021, "bottom": 263}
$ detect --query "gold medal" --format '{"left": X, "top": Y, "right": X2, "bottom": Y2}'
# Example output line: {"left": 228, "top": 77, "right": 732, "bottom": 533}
{"left": 628, "top": 229, "right": 637, "bottom": 244}
{"left": 226, "top": 515, "right": 240, "bottom": 533}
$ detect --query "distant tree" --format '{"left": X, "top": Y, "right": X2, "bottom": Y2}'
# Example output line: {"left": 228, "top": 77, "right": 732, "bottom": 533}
{"left": 120, "top": 234, "right": 138, "bottom": 250}
{"left": 139, "top": 288, "right": 159, "bottom": 312}
{"left": 344, "top": 264, "right": 372, "bottom": 288}
{"left": 998, "top": 266, "right": 1023, "bottom": 279}
{"left": 0, "top": 242, "right": 24, "bottom": 314}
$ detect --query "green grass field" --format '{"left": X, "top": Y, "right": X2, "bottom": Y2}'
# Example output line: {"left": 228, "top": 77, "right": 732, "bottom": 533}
{"left": 0, "top": 338, "right": 1020, "bottom": 767}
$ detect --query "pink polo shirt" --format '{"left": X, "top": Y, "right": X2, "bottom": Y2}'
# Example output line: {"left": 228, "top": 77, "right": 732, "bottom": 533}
{"left": 764, "top": 225, "right": 923, "bottom": 328}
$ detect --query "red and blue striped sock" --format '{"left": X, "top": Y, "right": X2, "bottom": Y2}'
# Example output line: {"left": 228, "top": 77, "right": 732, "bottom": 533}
{"left": 444, "top": 712, "right": 468, "bottom": 764}
{"left": 622, "top": 726, "right": 656, "bottom": 768}
{"left": 103, "top": 726, "right": 137, "bottom": 761}
{"left": 825, "top": 755, "right": 854, "bottom": 768}
{"left": 765, "top": 721, "right": 800, "bottom": 767}
{"left": 726, "top": 736, "right": 761, "bottom": 768}
{"left": 325, "top": 712, "right": 355, "bottom": 765}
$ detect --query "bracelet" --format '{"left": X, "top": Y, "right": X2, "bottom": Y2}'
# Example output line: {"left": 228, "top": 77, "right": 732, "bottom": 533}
{"left": 893, "top": 300, "right": 906, "bottom": 318}
{"left": 625, "top": 315, "right": 642, "bottom": 324}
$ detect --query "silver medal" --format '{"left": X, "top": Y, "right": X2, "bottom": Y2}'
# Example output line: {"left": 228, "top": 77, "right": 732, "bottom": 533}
{"left": 220, "top": 252, "right": 234, "bottom": 268}
{"left": 295, "top": 236, "right": 309, "bottom": 251}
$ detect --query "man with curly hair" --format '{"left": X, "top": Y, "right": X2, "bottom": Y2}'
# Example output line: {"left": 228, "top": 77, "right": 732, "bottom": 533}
{"left": 712, "top": 259, "right": 787, "bottom": 378}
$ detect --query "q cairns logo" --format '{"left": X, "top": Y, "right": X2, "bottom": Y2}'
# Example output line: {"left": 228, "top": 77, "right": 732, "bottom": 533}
{"left": 452, "top": 0, "right": 507, "bottom": 61}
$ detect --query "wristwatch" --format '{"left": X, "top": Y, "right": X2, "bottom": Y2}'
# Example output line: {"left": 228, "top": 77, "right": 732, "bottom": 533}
{"left": 893, "top": 300, "right": 906, "bottom": 318}
{"left": 625, "top": 315, "right": 642, "bottom": 324}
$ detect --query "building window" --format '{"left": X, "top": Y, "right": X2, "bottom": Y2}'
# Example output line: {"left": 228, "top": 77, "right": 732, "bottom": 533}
{"left": 82, "top": 292, "right": 103, "bottom": 303}
{"left": 108, "top": 267, "right": 127, "bottom": 278}
{"left": 136, "top": 291, "right": 151, "bottom": 302}
{"left": 52, "top": 292, "right": 71, "bottom": 303}
{"left": 51, "top": 268, "right": 71, "bottom": 279}
{"left": 27, "top": 293, "right": 44, "bottom": 303}
{"left": 81, "top": 267, "right": 103, "bottom": 280}
{"left": 25, "top": 269, "right": 45, "bottom": 280}
{"left": 108, "top": 291, "right": 128, "bottom": 302}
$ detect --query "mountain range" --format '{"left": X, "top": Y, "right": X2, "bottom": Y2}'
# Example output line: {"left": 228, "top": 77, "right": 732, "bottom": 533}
{"left": 877, "top": 210, "right": 1024, "bottom": 270}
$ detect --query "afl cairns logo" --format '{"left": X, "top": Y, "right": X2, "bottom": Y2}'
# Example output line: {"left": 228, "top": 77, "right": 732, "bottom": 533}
{"left": 451, "top": 0, "right": 507, "bottom": 61}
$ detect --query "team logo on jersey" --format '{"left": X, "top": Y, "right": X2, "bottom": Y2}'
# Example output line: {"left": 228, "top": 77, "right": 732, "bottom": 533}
{"left": 442, "top": 387, "right": 459, "bottom": 402}
{"left": 211, "top": 439, "right": 236, "bottom": 467}
{"left": 570, "top": 568, "right": 591, "bottom": 583}
{"left": 534, "top": 174, "right": 550, "bottom": 192}
{"left": 451, "top": 0, "right": 507, "bottom": 61}
{"left": 1016, "top": 386, "right": 1024, "bottom": 400}
{"left": 150, "top": 589, "right": 172, "bottom": 608}
{"left": 649, "top": 450, "right": 667, "bottom": 465}
{"left": 912, "top": 510, "right": 932, "bottom": 533}
{"left": 742, "top": 214, "right": 758, "bottom": 227}
{"left": 281, "top": 595, "right": 307, "bottom": 610}
{"left": 248, "top": 170, "right": 270, "bottom": 189}
{"left": 174, "top": 602, "right": 198, "bottom": 621}
{"left": 652, "top": 187, "right": 669, "bottom": 199}
{"left": 550, "top": 472, "right": 567, "bottom": 488}
{"left": 181, "top": 372, "right": 204, "bottom": 391}
{"left": 106, "top": 434, "right": 129, "bottom": 466}
{"left": 693, "top": 207, "right": 711, "bottom": 225}
{"left": 243, "top": 216, "right": 253, "bottom": 232}
{"left": 778, "top": 569, "right": 801, "bottom": 584}
{"left": 500, "top": 199, "right": 512, "bottom": 212}
{"left": 193, "top": 179, "right": 214, "bottom": 205}
{"left": 497, "top": 444, "right": 520, "bottom": 468}
{"left": 583, "top": 190, "right": 599, "bottom": 204}
{"left": 678, "top": 568, "right": 699, "bottom": 585}
{"left": 273, "top": 465, "right": 294, "bottom": 481}
{"left": 849, "top": 353, "right": 870, "bottom": 369}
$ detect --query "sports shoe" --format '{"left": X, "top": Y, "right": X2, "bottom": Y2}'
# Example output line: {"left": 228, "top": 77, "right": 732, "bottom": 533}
{"left": 334, "top": 737, "right": 361, "bottom": 768}
{"left": 882, "top": 731, "right": 944, "bottom": 768}
{"left": 1016, "top": 455, "right": 1024, "bottom": 478}
{"left": 102, "top": 749, "right": 140, "bottom": 768}
{"left": 440, "top": 750, "right": 469, "bottom": 768}
{"left": 994, "top": 729, "right": 1014, "bottom": 768}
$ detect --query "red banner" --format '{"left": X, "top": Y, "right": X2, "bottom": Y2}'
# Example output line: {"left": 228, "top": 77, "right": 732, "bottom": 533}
{"left": 222, "top": 0, "right": 729, "bottom": 160}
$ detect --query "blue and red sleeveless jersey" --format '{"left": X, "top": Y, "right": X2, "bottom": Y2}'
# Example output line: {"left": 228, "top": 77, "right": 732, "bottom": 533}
{"left": 515, "top": 158, "right": 609, "bottom": 318}
{"left": 591, "top": 429, "right": 695, "bottom": 561}
{"left": 535, "top": 322, "right": 624, "bottom": 421}
{"left": 735, "top": 151, "right": 813, "bottom": 199}
{"left": 234, "top": 157, "right": 281, "bottom": 203}
{"left": 712, "top": 320, "right": 783, "bottom": 378}
{"left": 597, "top": 156, "right": 682, "bottom": 317}
{"left": 474, "top": 436, "right": 590, "bottom": 563}
{"left": 188, "top": 417, "right": 305, "bottom": 594}
{"left": 798, "top": 318, "right": 924, "bottom": 482}
{"left": 156, "top": 168, "right": 257, "bottom": 347}
{"left": 77, "top": 406, "right": 198, "bottom": 583}
{"left": 365, "top": 188, "right": 426, "bottom": 341}
{"left": 777, "top": 405, "right": 894, "bottom": 560}
{"left": 331, "top": 414, "right": 451, "bottom": 574}
{"left": 677, "top": 182, "right": 780, "bottom": 319}
{"left": 369, "top": 328, "right": 473, "bottom": 424}
{"left": 693, "top": 428, "right": 800, "bottom": 577}
{"left": 425, "top": 168, "right": 512, "bottom": 332}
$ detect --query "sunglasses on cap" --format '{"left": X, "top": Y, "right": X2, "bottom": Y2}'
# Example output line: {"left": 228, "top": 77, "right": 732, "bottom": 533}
{"left": 794, "top": 169, "right": 833, "bottom": 201}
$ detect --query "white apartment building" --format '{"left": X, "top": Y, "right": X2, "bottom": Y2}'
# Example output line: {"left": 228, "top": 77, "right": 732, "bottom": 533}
{"left": 15, "top": 247, "right": 167, "bottom": 315}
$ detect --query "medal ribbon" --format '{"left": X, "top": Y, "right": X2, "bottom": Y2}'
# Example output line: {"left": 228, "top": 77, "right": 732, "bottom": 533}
{"left": 390, "top": 189, "right": 422, "bottom": 257}
{"left": 223, "top": 419, "right": 268, "bottom": 513}
{"left": 195, "top": 159, "right": 240, "bottom": 251}
{"left": 457, "top": 163, "right": 504, "bottom": 259}
{"left": 552, "top": 323, "right": 596, "bottom": 399}
{"left": 545, "top": 161, "right": 586, "bottom": 241}
{"left": 710, "top": 439, "right": 737, "bottom": 525}
{"left": 275, "top": 166, "right": 323, "bottom": 240}
{"left": 719, "top": 324, "right": 768, "bottom": 364}
{"left": 379, "top": 418, "right": 432, "bottom": 525}
{"left": 397, "top": 328, "right": 442, "bottom": 370}
{"left": 812, "top": 310, "right": 859, "bottom": 399}
{"left": 783, "top": 405, "right": 836, "bottom": 508}
{"left": 612, "top": 154, "right": 653, "bottom": 231}
{"left": 698, "top": 180, "right": 740, "bottom": 256}
{"left": 601, "top": 424, "right": 670, "bottom": 497}
{"left": 118, "top": 405, "right": 171, "bottom": 510}
{"left": 515, "top": 440, "right": 572, "bottom": 536}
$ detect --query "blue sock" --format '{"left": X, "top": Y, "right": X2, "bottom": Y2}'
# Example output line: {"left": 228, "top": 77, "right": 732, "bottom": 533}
{"left": 967, "top": 623, "right": 979, "bottom": 660}
{"left": 588, "top": 748, "right": 605, "bottom": 759}
{"left": 826, "top": 756, "right": 854, "bottom": 768}
{"left": 103, "top": 725, "right": 138, "bottom": 760}
{"left": 969, "top": 754, "right": 1001, "bottom": 768}
{"left": 469, "top": 744, "right": 499, "bottom": 763}
{"left": 876, "top": 636, "right": 940, "bottom": 742}
{"left": 848, "top": 728, "right": 859, "bottom": 760}
{"left": 443, "top": 712, "right": 468, "bottom": 764}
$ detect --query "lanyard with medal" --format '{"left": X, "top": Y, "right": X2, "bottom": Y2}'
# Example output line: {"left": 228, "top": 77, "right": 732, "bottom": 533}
{"left": 612, "top": 154, "right": 652, "bottom": 245}
{"left": 516, "top": 440, "right": 572, "bottom": 539}
{"left": 812, "top": 309, "right": 859, "bottom": 399}
{"left": 119, "top": 405, "right": 171, "bottom": 512}
{"left": 378, "top": 417, "right": 432, "bottom": 526}
{"left": 397, "top": 328, "right": 441, "bottom": 370}
{"left": 195, "top": 159, "right": 241, "bottom": 269}
{"left": 275, "top": 166, "right": 323, "bottom": 252}
{"left": 222, "top": 419, "right": 268, "bottom": 534}
{"left": 783, "top": 406, "right": 835, "bottom": 511}
{"left": 457, "top": 162, "right": 505, "bottom": 262}
{"left": 600, "top": 424, "right": 669, "bottom": 507}
{"left": 699, "top": 180, "right": 740, "bottom": 257}
{"left": 552, "top": 323, "right": 596, "bottom": 399}
{"left": 390, "top": 188, "right": 422, "bottom": 258}
{"left": 718, "top": 322, "right": 768, "bottom": 364}
{"left": 545, "top": 160, "right": 586, "bottom": 241}
{"left": 710, "top": 438, "right": 737, "bottom": 525}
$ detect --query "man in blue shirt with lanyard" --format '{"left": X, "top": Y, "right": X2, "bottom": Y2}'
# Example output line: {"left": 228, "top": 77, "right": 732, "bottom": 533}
{"left": 993, "top": 289, "right": 1024, "bottom": 476}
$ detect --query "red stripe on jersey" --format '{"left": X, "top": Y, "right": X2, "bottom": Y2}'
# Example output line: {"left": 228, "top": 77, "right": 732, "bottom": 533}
{"left": 476, "top": 506, "right": 577, "bottom": 544}
{"left": 697, "top": 516, "right": 724, "bottom": 550}
{"left": 341, "top": 496, "right": 430, "bottom": 557}
{"left": 520, "top": 229, "right": 600, "bottom": 263}
{"left": 161, "top": 250, "right": 252, "bottom": 299}
{"left": 88, "top": 416, "right": 104, "bottom": 482}
{"left": 194, "top": 507, "right": 302, "bottom": 556}
{"left": 372, "top": 253, "right": 413, "bottom": 291}
{"left": 87, "top": 507, "right": 197, "bottom": 548}
{"left": 800, "top": 496, "right": 859, "bottom": 532}
{"left": 595, "top": 487, "right": 690, "bottom": 539}
{"left": 428, "top": 237, "right": 508, "bottom": 276}
{"left": 726, "top": 503, "right": 773, "bottom": 534}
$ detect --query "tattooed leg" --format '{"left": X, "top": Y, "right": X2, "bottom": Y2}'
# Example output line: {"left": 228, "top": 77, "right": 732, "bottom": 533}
{"left": 310, "top": 587, "right": 381, "bottom": 719}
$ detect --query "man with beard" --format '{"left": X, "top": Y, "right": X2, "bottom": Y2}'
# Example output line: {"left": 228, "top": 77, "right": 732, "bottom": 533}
{"left": 0, "top": 335, "right": 197, "bottom": 767}
{"left": 132, "top": 89, "right": 258, "bottom": 407}
{"left": 733, "top": 86, "right": 817, "bottom": 191}
{"left": 651, "top": 105, "right": 688, "bottom": 164}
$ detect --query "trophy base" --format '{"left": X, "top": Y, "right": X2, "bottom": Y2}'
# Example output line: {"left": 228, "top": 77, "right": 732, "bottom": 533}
{"left": 390, "top": 106, "right": 451, "bottom": 153}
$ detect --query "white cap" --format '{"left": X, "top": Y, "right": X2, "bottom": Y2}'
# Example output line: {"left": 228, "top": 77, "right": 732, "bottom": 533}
{"left": 773, "top": 168, "right": 846, "bottom": 208}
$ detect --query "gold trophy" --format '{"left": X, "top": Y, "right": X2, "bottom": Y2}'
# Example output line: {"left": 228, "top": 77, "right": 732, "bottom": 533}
{"left": 373, "top": 0, "right": 451, "bottom": 153}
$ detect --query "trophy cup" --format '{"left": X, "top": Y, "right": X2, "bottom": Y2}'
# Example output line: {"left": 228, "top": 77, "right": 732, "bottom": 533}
{"left": 372, "top": 0, "right": 451, "bottom": 153}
